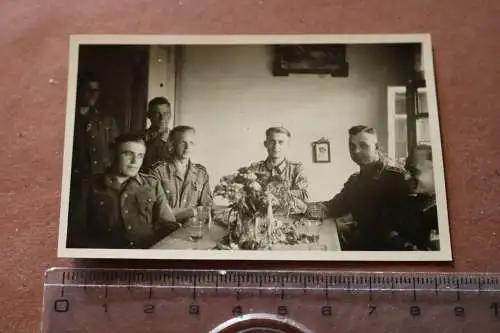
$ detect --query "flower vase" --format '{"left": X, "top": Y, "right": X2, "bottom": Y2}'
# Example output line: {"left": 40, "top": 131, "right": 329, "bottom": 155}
{"left": 265, "top": 196, "right": 274, "bottom": 243}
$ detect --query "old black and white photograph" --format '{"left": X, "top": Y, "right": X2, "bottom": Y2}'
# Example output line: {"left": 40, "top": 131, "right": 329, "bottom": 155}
{"left": 58, "top": 34, "right": 452, "bottom": 261}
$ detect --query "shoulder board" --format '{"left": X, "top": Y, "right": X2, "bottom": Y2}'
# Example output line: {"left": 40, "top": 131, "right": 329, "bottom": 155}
{"left": 346, "top": 172, "right": 360, "bottom": 182}
{"left": 193, "top": 163, "right": 207, "bottom": 171}
{"left": 249, "top": 161, "right": 264, "bottom": 168}
{"left": 384, "top": 164, "right": 406, "bottom": 174}
{"left": 150, "top": 161, "right": 168, "bottom": 170}
{"left": 288, "top": 160, "right": 303, "bottom": 167}
{"left": 138, "top": 172, "right": 161, "bottom": 184}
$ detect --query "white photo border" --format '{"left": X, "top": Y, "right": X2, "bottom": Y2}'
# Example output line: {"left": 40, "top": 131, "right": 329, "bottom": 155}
{"left": 57, "top": 34, "right": 452, "bottom": 262}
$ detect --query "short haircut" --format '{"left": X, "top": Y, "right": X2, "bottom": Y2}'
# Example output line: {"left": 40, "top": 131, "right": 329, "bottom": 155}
{"left": 111, "top": 132, "right": 146, "bottom": 152}
{"left": 348, "top": 125, "right": 377, "bottom": 137}
{"left": 148, "top": 96, "right": 171, "bottom": 111}
{"left": 169, "top": 125, "right": 195, "bottom": 142}
{"left": 265, "top": 126, "right": 291, "bottom": 139}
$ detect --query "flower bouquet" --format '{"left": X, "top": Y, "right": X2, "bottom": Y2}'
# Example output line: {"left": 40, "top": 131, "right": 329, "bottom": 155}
{"left": 213, "top": 167, "right": 317, "bottom": 250}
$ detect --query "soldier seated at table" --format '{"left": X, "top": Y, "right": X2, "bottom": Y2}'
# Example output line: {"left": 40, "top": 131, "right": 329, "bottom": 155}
{"left": 150, "top": 125, "right": 213, "bottom": 224}
{"left": 247, "top": 126, "right": 309, "bottom": 214}
{"left": 140, "top": 96, "right": 173, "bottom": 173}
{"left": 67, "top": 133, "right": 179, "bottom": 249}
{"left": 321, "top": 125, "right": 412, "bottom": 251}
{"left": 396, "top": 144, "right": 440, "bottom": 250}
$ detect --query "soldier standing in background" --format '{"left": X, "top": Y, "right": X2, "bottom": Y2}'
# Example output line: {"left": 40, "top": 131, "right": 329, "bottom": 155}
{"left": 72, "top": 73, "right": 119, "bottom": 180}
{"left": 141, "top": 97, "right": 173, "bottom": 173}
{"left": 68, "top": 133, "right": 178, "bottom": 249}
{"left": 67, "top": 74, "right": 119, "bottom": 247}
{"left": 322, "top": 125, "right": 412, "bottom": 251}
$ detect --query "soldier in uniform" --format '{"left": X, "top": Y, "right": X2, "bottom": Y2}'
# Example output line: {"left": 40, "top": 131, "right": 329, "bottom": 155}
{"left": 399, "top": 144, "right": 439, "bottom": 250}
{"left": 247, "top": 126, "right": 309, "bottom": 214}
{"left": 322, "top": 125, "right": 413, "bottom": 251}
{"left": 67, "top": 133, "right": 178, "bottom": 249}
{"left": 71, "top": 74, "right": 119, "bottom": 182}
{"left": 141, "top": 97, "right": 173, "bottom": 173}
{"left": 150, "top": 126, "right": 213, "bottom": 223}
{"left": 67, "top": 74, "right": 120, "bottom": 247}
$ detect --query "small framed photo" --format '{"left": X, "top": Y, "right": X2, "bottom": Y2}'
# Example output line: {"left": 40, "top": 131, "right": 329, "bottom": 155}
{"left": 312, "top": 138, "right": 331, "bottom": 163}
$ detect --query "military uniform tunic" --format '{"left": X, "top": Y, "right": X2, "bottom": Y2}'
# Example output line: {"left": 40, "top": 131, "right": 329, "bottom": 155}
{"left": 140, "top": 129, "right": 171, "bottom": 173}
{"left": 324, "top": 159, "right": 411, "bottom": 251}
{"left": 69, "top": 172, "right": 178, "bottom": 249}
{"left": 72, "top": 107, "right": 119, "bottom": 178}
{"left": 248, "top": 158, "right": 309, "bottom": 214}
{"left": 150, "top": 159, "right": 213, "bottom": 213}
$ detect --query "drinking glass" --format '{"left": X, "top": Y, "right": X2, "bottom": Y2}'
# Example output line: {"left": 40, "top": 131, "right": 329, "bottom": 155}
{"left": 306, "top": 220, "right": 323, "bottom": 251}
{"left": 187, "top": 206, "right": 211, "bottom": 249}
{"left": 307, "top": 202, "right": 327, "bottom": 221}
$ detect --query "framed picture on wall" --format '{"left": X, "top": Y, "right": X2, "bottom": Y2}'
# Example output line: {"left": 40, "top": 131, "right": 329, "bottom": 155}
{"left": 58, "top": 34, "right": 452, "bottom": 263}
{"left": 312, "top": 138, "right": 331, "bottom": 163}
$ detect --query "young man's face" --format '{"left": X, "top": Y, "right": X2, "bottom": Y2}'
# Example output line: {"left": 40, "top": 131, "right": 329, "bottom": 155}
{"left": 81, "top": 80, "right": 100, "bottom": 107}
{"left": 348, "top": 131, "right": 380, "bottom": 167}
{"left": 172, "top": 130, "right": 195, "bottom": 160}
{"left": 149, "top": 104, "right": 171, "bottom": 132}
{"left": 264, "top": 132, "right": 290, "bottom": 160}
{"left": 117, "top": 141, "right": 146, "bottom": 177}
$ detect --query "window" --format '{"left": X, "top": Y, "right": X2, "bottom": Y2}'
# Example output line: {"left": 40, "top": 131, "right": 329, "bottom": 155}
{"left": 387, "top": 86, "right": 430, "bottom": 165}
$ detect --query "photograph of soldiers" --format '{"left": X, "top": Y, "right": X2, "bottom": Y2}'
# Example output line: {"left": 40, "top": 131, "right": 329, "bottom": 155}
{"left": 59, "top": 35, "right": 450, "bottom": 261}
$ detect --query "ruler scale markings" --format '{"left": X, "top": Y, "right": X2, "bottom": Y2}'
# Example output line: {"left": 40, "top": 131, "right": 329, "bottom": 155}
{"left": 41, "top": 269, "right": 500, "bottom": 333}
{"left": 412, "top": 278, "right": 417, "bottom": 301}
{"left": 192, "top": 273, "right": 197, "bottom": 300}
{"left": 215, "top": 272, "right": 219, "bottom": 295}
{"left": 236, "top": 273, "right": 241, "bottom": 300}
{"left": 368, "top": 276, "right": 373, "bottom": 301}
{"left": 280, "top": 275, "right": 285, "bottom": 300}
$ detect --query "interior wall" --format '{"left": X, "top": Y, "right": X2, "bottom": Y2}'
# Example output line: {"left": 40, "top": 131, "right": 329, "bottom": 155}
{"left": 174, "top": 44, "right": 413, "bottom": 202}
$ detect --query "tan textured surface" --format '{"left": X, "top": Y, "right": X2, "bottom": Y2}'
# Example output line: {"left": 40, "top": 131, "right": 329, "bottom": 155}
{"left": 1, "top": 0, "right": 500, "bottom": 331}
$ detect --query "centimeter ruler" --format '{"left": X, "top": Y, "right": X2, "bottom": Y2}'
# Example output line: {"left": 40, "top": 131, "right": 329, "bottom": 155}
{"left": 41, "top": 267, "right": 500, "bottom": 333}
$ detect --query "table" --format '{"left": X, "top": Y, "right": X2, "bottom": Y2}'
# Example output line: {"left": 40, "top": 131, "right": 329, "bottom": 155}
{"left": 152, "top": 217, "right": 342, "bottom": 251}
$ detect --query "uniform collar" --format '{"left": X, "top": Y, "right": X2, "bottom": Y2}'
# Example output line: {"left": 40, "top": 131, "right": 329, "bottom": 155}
{"left": 147, "top": 128, "right": 169, "bottom": 142}
{"left": 78, "top": 106, "right": 99, "bottom": 116}
{"left": 265, "top": 157, "right": 288, "bottom": 175}
{"left": 359, "top": 157, "right": 388, "bottom": 180}
{"left": 169, "top": 158, "right": 198, "bottom": 180}
{"left": 103, "top": 172, "right": 144, "bottom": 190}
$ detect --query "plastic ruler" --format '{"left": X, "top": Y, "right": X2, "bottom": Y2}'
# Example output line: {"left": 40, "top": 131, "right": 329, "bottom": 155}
{"left": 41, "top": 267, "right": 500, "bottom": 332}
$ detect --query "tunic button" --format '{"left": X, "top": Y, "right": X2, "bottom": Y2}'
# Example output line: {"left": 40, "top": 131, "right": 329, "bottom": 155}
{"left": 92, "top": 148, "right": 96, "bottom": 152}
{"left": 147, "top": 198, "right": 152, "bottom": 202}
{"left": 129, "top": 241, "right": 135, "bottom": 247}
{"left": 124, "top": 210, "right": 129, "bottom": 214}
{"left": 93, "top": 160, "right": 98, "bottom": 164}
{"left": 123, "top": 193, "right": 128, "bottom": 199}
{"left": 99, "top": 201, "right": 104, "bottom": 206}
{"left": 107, "top": 227, "right": 112, "bottom": 232}
{"left": 127, "top": 225, "right": 132, "bottom": 230}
